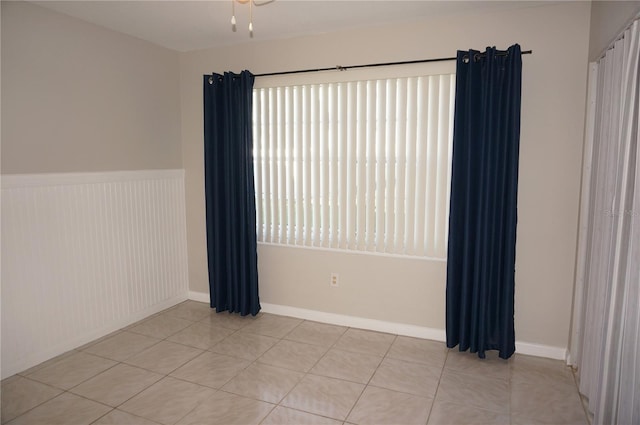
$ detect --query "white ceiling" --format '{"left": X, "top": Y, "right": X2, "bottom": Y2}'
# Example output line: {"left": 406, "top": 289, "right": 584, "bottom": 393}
{"left": 31, "top": 1, "right": 548, "bottom": 52}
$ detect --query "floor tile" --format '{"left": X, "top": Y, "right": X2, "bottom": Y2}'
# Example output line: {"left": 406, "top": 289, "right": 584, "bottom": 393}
{"left": 445, "top": 350, "right": 509, "bottom": 381}
{"left": 281, "top": 374, "right": 364, "bottom": 420}
{"left": 241, "top": 313, "right": 303, "bottom": 338}
{"left": 347, "top": 386, "right": 432, "bottom": 425}
{"left": 510, "top": 353, "right": 576, "bottom": 387}
{"left": 119, "top": 377, "right": 215, "bottom": 425}
{"left": 511, "top": 379, "right": 588, "bottom": 424}
{"left": 262, "top": 406, "right": 342, "bottom": 425}
{"left": 435, "top": 369, "right": 508, "bottom": 414}
{"left": 209, "top": 331, "right": 278, "bottom": 361}
{"left": 7, "top": 392, "right": 111, "bottom": 425}
{"left": 127, "top": 315, "right": 193, "bottom": 339}
{"left": 176, "top": 391, "right": 274, "bottom": 425}
{"left": 170, "top": 351, "right": 251, "bottom": 389}
{"left": 124, "top": 340, "right": 203, "bottom": 375}
{"left": 387, "top": 336, "right": 448, "bottom": 367}
{"left": 166, "top": 322, "right": 234, "bottom": 350}
{"left": 369, "top": 357, "right": 441, "bottom": 398}
{"left": 202, "top": 311, "right": 255, "bottom": 330}
{"left": 427, "top": 400, "right": 509, "bottom": 425}
{"left": 26, "top": 351, "right": 117, "bottom": 390}
{"left": 258, "top": 339, "right": 328, "bottom": 372}
{"left": 333, "top": 328, "right": 395, "bottom": 357}
{"left": 222, "top": 363, "right": 303, "bottom": 403}
{"left": 82, "top": 331, "right": 160, "bottom": 361}
{"left": 310, "top": 348, "right": 382, "bottom": 384}
{"left": 163, "top": 301, "right": 211, "bottom": 322}
{"left": 284, "top": 321, "right": 347, "bottom": 347}
{"left": 70, "top": 364, "right": 162, "bottom": 407}
{"left": 1, "top": 376, "right": 63, "bottom": 424}
{"left": 93, "top": 409, "right": 162, "bottom": 425}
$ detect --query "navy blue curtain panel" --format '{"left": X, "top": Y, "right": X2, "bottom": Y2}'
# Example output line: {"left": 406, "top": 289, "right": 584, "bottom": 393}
{"left": 446, "top": 45, "right": 522, "bottom": 359}
{"left": 203, "top": 71, "right": 260, "bottom": 316}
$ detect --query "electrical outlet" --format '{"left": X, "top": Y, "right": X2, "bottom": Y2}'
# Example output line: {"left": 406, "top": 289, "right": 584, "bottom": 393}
{"left": 330, "top": 272, "right": 339, "bottom": 287}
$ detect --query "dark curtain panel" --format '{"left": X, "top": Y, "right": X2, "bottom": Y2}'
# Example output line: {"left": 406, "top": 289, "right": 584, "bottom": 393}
{"left": 203, "top": 71, "right": 260, "bottom": 316}
{"left": 446, "top": 45, "right": 522, "bottom": 359}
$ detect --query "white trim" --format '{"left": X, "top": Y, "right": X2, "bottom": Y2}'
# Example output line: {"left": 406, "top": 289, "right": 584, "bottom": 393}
{"left": 258, "top": 242, "right": 447, "bottom": 263}
{"left": 1, "top": 169, "right": 185, "bottom": 189}
{"left": 515, "top": 341, "right": 567, "bottom": 361}
{"left": 3, "top": 294, "right": 187, "bottom": 379}
{"left": 188, "top": 291, "right": 210, "bottom": 303}
{"left": 188, "top": 291, "right": 566, "bottom": 359}
{"left": 261, "top": 302, "right": 447, "bottom": 341}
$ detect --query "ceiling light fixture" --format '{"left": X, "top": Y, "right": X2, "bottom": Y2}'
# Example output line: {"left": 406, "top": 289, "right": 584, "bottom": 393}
{"left": 231, "top": 0, "right": 274, "bottom": 37}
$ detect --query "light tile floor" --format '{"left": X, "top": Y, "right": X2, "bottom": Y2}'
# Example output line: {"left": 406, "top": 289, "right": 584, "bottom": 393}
{"left": 1, "top": 301, "right": 590, "bottom": 425}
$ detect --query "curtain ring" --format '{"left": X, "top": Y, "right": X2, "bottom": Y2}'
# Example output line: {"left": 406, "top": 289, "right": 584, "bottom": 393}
{"left": 462, "top": 55, "right": 470, "bottom": 64}
{"left": 474, "top": 53, "right": 481, "bottom": 62}
{"left": 208, "top": 76, "right": 213, "bottom": 85}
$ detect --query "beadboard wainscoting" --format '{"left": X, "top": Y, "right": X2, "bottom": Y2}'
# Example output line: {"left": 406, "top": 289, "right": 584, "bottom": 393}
{"left": 1, "top": 170, "right": 189, "bottom": 378}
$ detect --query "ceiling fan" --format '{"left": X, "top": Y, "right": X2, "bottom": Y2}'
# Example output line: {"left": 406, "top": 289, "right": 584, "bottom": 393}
{"left": 231, "top": 0, "right": 276, "bottom": 36}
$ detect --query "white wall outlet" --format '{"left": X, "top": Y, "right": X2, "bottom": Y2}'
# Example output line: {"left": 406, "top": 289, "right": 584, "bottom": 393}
{"left": 330, "top": 272, "right": 339, "bottom": 287}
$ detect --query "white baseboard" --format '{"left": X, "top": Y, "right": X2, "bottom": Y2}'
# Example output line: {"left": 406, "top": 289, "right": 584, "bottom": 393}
{"left": 516, "top": 341, "right": 567, "bottom": 360}
{"left": 260, "top": 302, "right": 447, "bottom": 341}
{"left": 188, "top": 291, "right": 210, "bottom": 303}
{"left": 188, "top": 291, "right": 567, "bottom": 360}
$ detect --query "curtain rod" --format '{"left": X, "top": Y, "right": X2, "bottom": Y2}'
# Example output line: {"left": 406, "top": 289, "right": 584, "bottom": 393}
{"left": 254, "top": 50, "right": 532, "bottom": 78}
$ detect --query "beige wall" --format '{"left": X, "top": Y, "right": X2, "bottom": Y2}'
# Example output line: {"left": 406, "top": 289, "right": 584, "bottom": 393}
{"left": 181, "top": 2, "right": 591, "bottom": 349}
{"left": 589, "top": 0, "right": 640, "bottom": 60}
{"left": 1, "top": 1, "right": 181, "bottom": 174}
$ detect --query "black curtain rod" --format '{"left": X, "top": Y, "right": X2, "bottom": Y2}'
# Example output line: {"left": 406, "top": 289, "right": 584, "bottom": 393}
{"left": 255, "top": 50, "right": 532, "bottom": 78}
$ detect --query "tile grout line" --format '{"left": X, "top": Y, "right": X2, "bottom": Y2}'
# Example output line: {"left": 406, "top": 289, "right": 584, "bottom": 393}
{"left": 424, "top": 345, "right": 450, "bottom": 425}
{"left": 341, "top": 333, "right": 399, "bottom": 423}
{"left": 259, "top": 318, "right": 340, "bottom": 423}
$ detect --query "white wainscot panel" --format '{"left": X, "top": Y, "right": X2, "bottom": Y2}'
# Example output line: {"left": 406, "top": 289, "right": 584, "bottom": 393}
{"left": 1, "top": 170, "right": 189, "bottom": 378}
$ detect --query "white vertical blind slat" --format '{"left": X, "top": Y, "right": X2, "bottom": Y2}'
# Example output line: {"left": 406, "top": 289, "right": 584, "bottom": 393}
{"left": 320, "top": 84, "right": 330, "bottom": 247}
{"left": 253, "top": 91, "right": 263, "bottom": 242}
{"left": 394, "top": 78, "right": 407, "bottom": 254}
{"left": 294, "top": 86, "right": 304, "bottom": 244}
{"left": 277, "top": 88, "right": 286, "bottom": 242}
{"left": 356, "top": 81, "right": 367, "bottom": 250}
{"left": 435, "top": 75, "right": 453, "bottom": 255}
{"left": 385, "top": 80, "right": 397, "bottom": 253}
{"left": 303, "top": 85, "right": 312, "bottom": 244}
{"left": 375, "top": 80, "right": 386, "bottom": 252}
{"left": 346, "top": 82, "right": 357, "bottom": 250}
{"left": 285, "top": 86, "right": 295, "bottom": 243}
{"left": 311, "top": 85, "right": 321, "bottom": 246}
{"left": 365, "top": 81, "right": 376, "bottom": 250}
{"left": 267, "top": 88, "right": 277, "bottom": 243}
{"left": 404, "top": 77, "right": 418, "bottom": 255}
{"left": 330, "top": 84, "right": 340, "bottom": 248}
{"left": 425, "top": 75, "right": 440, "bottom": 257}
{"left": 414, "top": 76, "right": 428, "bottom": 256}
{"left": 338, "top": 83, "right": 348, "bottom": 249}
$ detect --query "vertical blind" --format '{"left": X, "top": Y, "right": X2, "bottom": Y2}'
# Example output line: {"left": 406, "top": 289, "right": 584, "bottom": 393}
{"left": 253, "top": 64, "right": 455, "bottom": 259}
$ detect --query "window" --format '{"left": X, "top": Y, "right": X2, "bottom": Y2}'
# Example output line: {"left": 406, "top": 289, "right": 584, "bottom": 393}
{"left": 253, "top": 63, "right": 455, "bottom": 259}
